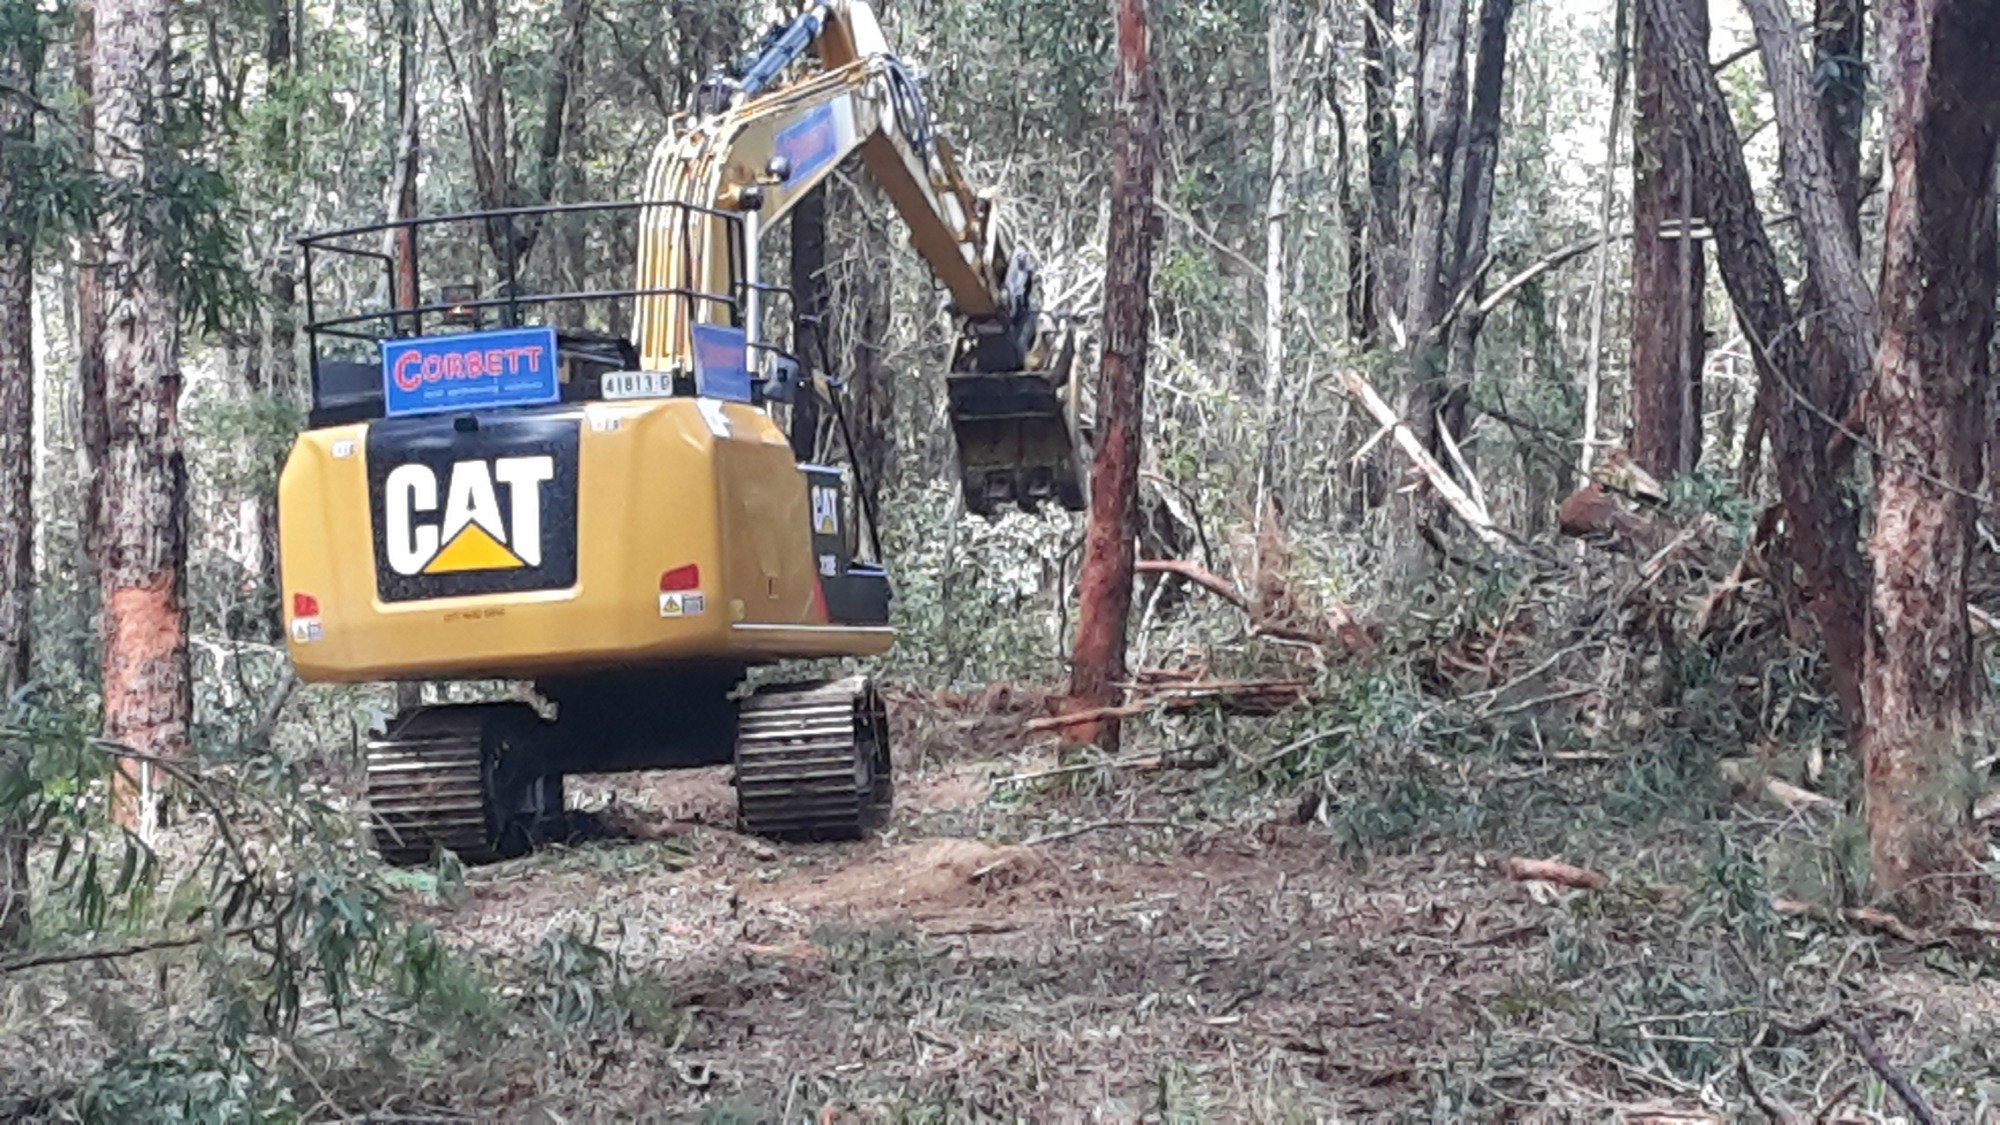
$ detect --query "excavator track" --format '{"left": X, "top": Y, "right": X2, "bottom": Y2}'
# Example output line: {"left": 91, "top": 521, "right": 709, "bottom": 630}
{"left": 735, "top": 676, "right": 892, "bottom": 841}
{"left": 364, "top": 703, "right": 560, "bottom": 866}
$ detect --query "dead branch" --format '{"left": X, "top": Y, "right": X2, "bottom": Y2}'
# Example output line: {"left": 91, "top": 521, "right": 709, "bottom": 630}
{"left": 991, "top": 755, "right": 1165, "bottom": 786}
{"left": 1342, "top": 367, "right": 1510, "bottom": 549}
{"left": 1136, "top": 558, "right": 1248, "bottom": 609}
{"left": 1778, "top": 1016, "right": 1942, "bottom": 1125}
{"left": 0, "top": 923, "right": 266, "bottom": 975}
{"left": 1019, "top": 818, "right": 1181, "bottom": 848}
{"left": 1501, "top": 856, "right": 1608, "bottom": 891}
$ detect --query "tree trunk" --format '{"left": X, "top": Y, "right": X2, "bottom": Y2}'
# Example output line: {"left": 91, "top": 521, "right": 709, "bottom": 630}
{"left": 1442, "top": 0, "right": 1514, "bottom": 431}
{"left": 1358, "top": 0, "right": 1399, "bottom": 343}
{"left": 789, "top": 185, "right": 827, "bottom": 462}
{"left": 843, "top": 212, "right": 895, "bottom": 507}
{"left": 1402, "top": 0, "right": 1469, "bottom": 396}
{"left": 75, "top": 0, "right": 108, "bottom": 589}
{"left": 1579, "top": 0, "right": 1627, "bottom": 485}
{"left": 0, "top": 12, "right": 41, "bottom": 949}
{"left": 1068, "top": 0, "right": 1159, "bottom": 754}
{"left": 95, "top": 0, "right": 190, "bottom": 831}
{"left": 1629, "top": 0, "right": 1706, "bottom": 478}
{"left": 1258, "top": 0, "right": 1292, "bottom": 493}
{"left": 1860, "top": 0, "right": 2000, "bottom": 907}
{"left": 1638, "top": 0, "right": 1871, "bottom": 732}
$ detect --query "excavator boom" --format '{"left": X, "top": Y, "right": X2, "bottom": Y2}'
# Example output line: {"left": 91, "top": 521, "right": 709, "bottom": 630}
{"left": 632, "top": 0, "right": 1085, "bottom": 513}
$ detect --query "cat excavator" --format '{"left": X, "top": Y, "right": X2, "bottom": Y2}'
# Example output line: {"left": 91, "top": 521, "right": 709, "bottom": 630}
{"left": 279, "top": 0, "right": 1086, "bottom": 864}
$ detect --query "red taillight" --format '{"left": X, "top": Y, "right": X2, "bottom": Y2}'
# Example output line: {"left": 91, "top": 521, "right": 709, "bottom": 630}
{"left": 659, "top": 564, "right": 701, "bottom": 592}
{"left": 293, "top": 593, "right": 320, "bottom": 618}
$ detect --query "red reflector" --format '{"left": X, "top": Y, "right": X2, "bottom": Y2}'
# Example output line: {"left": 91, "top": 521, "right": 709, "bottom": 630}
{"left": 659, "top": 564, "right": 701, "bottom": 592}
{"left": 293, "top": 593, "right": 320, "bottom": 618}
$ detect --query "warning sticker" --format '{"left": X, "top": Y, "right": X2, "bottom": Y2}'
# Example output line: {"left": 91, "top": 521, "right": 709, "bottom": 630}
{"left": 659, "top": 592, "right": 707, "bottom": 618}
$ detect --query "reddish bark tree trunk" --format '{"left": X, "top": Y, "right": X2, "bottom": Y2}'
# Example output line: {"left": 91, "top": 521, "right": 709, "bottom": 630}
{"left": 1629, "top": 0, "right": 1706, "bottom": 479}
{"left": 1860, "top": 0, "right": 2000, "bottom": 906}
{"left": 1067, "top": 0, "right": 1159, "bottom": 753}
{"left": 0, "top": 14, "right": 41, "bottom": 949}
{"left": 95, "top": 0, "right": 190, "bottom": 828}
{"left": 1638, "top": 0, "right": 1871, "bottom": 732}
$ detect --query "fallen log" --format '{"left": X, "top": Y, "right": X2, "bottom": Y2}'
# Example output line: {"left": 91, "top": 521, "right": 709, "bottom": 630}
{"left": 1500, "top": 856, "right": 1608, "bottom": 891}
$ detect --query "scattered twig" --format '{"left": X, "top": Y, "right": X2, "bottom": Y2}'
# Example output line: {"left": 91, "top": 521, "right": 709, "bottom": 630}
{"left": 1501, "top": 856, "right": 1608, "bottom": 891}
{"left": 1135, "top": 558, "right": 1248, "bottom": 610}
{"left": 1018, "top": 818, "right": 1180, "bottom": 848}
{"left": 991, "top": 755, "right": 1166, "bottom": 787}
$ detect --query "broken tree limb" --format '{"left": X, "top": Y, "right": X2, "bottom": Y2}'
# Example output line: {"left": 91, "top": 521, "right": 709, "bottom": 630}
{"left": 1135, "top": 558, "right": 1248, "bottom": 609}
{"left": 1034, "top": 679, "right": 1309, "bottom": 732}
{"left": 1501, "top": 856, "right": 1608, "bottom": 891}
{"left": 1342, "top": 367, "right": 1511, "bottom": 549}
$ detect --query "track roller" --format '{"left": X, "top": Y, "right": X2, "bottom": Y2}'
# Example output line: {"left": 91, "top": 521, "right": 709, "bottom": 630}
{"left": 734, "top": 676, "right": 892, "bottom": 841}
{"left": 364, "top": 702, "right": 564, "bottom": 866}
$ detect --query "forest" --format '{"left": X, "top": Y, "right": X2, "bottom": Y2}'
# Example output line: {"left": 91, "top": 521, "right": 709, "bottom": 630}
{"left": 2, "top": 0, "right": 1999, "bottom": 1118}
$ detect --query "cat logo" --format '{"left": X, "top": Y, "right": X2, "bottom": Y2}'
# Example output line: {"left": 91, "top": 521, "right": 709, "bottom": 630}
{"left": 383, "top": 456, "right": 555, "bottom": 577}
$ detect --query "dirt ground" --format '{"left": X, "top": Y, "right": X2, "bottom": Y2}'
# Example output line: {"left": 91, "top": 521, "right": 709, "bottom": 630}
{"left": 404, "top": 717, "right": 1747, "bottom": 1122}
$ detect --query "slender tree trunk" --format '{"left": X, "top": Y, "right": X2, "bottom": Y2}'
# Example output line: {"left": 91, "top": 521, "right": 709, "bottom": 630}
{"left": 1258, "top": 0, "right": 1292, "bottom": 493}
{"left": 1638, "top": 0, "right": 1871, "bottom": 732}
{"left": 1579, "top": 0, "right": 1627, "bottom": 485}
{"left": 790, "top": 185, "right": 827, "bottom": 462}
{"left": 1401, "top": 0, "right": 1469, "bottom": 416}
{"left": 95, "top": 0, "right": 190, "bottom": 831}
{"left": 1359, "top": 0, "right": 1399, "bottom": 343}
{"left": 390, "top": 0, "right": 420, "bottom": 314}
{"left": 1442, "top": 0, "right": 1514, "bottom": 433}
{"left": 1068, "top": 0, "right": 1158, "bottom": 753}
{"left": 1630, "top": 0, "right": 1706, "bottom": 479}
{"left": 75, "top": 0, "right": 107, "bottom": 588}
{"left": 1860, "top": 0, "right": 2000, "bottom": 908}
{"left": 0, "top": 12, "right": 41, "bottom": 949}
{"left": 843, "top": 211, "right": 894, "bottom": 507}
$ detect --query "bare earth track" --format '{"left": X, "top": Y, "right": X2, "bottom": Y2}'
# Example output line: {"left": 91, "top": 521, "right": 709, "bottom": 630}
{"left": 365, "top": 693, "right": 2000, "bottom": 1121}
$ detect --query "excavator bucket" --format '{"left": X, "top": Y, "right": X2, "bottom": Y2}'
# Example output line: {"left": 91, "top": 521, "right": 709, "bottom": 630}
{"left": 948, "top": 329, "right": 1088, "bottom": 516}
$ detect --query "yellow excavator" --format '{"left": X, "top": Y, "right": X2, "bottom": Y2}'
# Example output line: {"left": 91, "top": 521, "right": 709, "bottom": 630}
{"left": 280, "top": 0, "right": 1086, "bottom": 863}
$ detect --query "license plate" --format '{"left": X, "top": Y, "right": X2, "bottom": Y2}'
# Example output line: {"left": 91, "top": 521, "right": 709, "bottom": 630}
{"left": 602, "top": 370, "right": 674, "bottom": 400}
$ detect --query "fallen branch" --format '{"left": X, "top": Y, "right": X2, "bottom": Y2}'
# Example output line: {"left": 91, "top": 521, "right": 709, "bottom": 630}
{"left": 1019, "top": 818, "right": 1181, "bottom": 848}
{"left": 991, "top": 755, "right": 1165, "bottom": 787}
{"left": 1033, "top": 679, "right": 1308, "bottom": 732}
{"left": 1136, "top": 558, "right": 1248, "bottom": 610}
{"left": 1342, "top": 368, "right": 1511, "bottom": 550}
{"left": 1501, "top": 856, "right": 1608, "bottom": 891}
{"left": 1779, "top": 1015, "right": 1941, "bottom": 1125}
{"left": 1, "top": 923, "right": 266, "bottom": 974}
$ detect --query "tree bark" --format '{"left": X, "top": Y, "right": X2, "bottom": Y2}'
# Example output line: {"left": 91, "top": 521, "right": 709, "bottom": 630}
{"left": 74, "top": 0, "right": 107, "bottom": 587}
{"left": 1743, "top": 0, "right": 1877, "bottom": 396}
{"left": 1402, "top": 0, "right": 1469, "bottom": 375}
{"left": 1638, "top": 0, "right": 1871, "bottom": 732}
{"left": 0, "top": 6, "right": 42, "bottom": 949}
{"left": 94, "top": 0, "right": 190, "bottom": 831}
{"left": 1442, "top": 0, "right": 1514, "bottom": 429}
{"left": 843, "top": 213, "right": 894, "bottom": 506}
{"left": 1068, "top": 0, "right": 1159, "bottom": 754}
{"left": 1860, "top": 0, "right": 2000, "bottom": 907}
{"left": 1629, "top": 0, "right": 1706, "bottom": 479}
{"left": 1579, "top": 0, "right": 1627, "bottom": 485}
{"left": 1358, "top": 0, "right": 1399, "bottom": 344}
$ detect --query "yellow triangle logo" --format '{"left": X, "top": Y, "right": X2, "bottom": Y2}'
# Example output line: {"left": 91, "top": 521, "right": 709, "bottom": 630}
{"left": 424, "top": 523, "right": 525, "bottom": 574}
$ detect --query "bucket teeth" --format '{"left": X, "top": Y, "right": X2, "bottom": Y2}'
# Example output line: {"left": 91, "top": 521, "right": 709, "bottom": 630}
{"left": 734, "top": 676, "right": 892, "bottom": 842}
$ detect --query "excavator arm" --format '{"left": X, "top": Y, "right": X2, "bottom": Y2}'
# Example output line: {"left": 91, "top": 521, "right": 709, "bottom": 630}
{"left": 631, "top": 0, "right": 1084, "bottom": 514}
